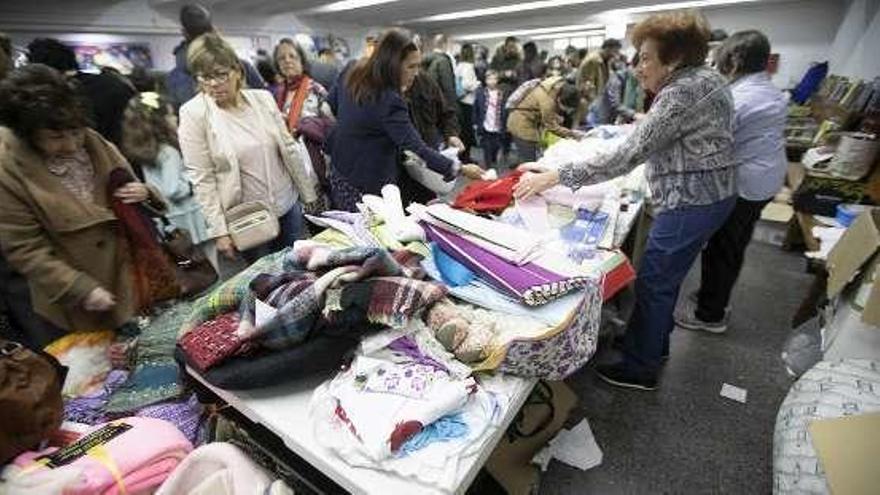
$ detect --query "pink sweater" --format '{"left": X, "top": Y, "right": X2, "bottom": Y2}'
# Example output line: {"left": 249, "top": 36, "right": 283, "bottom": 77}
{"left": 1, "top": 417, "right": 192, "bottom": 495}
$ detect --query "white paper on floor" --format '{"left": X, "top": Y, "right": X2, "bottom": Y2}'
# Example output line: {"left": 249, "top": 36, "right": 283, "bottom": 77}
{"left": 720, "top": 383, "right": 748, "bottom": 403}
{"left": 530, "top": 419, "right": 603, "bottom": 471}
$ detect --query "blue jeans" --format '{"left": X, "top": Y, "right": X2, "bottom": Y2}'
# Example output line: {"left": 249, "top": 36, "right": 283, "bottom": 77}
{"left": 241, "top": 202, "right": 306, "bottom": 264}
{"left": 621, "top": 197, "right": 737, "bottom": 375}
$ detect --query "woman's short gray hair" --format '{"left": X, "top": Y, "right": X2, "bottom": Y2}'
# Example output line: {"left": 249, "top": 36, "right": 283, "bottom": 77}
{"left": 715, "top": 30, "right": 771, "bottom": 78}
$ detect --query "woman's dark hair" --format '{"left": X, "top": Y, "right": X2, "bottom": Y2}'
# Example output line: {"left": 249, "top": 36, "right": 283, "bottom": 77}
{"left": 0, "top": 64, "right": 89, "bottom": 144}
{"left": 715, "top": 30, "right": 770, "bottom": 78}
{"left": 129, "top": 66, "right": 156, "bottom": 93}
{"left": 346, "top": 29, "right": 418, "bottom": 104}
{"left": 0, "top": 33, "right": 11, "bottom": 59}
{"left": 256, "top": 56, "right": 277, "bottom": 83}
{"left": 523, "top": 42, "right": 538, "bottom": 61}
{"left": 27, "top": 38, "right": 78, "bottom": 72}
{"left": 460, "top": 43, "right": 475, "bottom": 63}
{"left": 273, "top": 38, "right": 311, "bottom": 77}
{"left": 631, "top": 11, "right": 711, "bottom": 69}
{"left": 180, "top": 3, "right": 213, "bottom": 41}
{"left": 556, "top": 82, "right": 580, "bottom": 110}
{"left": 121, "top": 95, "right": 179, "bottom": 169}
{"left": 602, "top": 38, "right": 622, "bottom": 50}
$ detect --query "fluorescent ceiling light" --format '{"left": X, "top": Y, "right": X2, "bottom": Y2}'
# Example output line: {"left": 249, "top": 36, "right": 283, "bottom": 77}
{"left": 530, "top": 30, "right": 605, "bottom": 40}
{"left": 415, "top": 0, "right": 607, "bottom": 23}
{"left": 611, "top": 0, "right": 763, "bottom": 15}
{"left": 311, "top": 0, "right": 402, "bottom": 14}
{"left": 456, "top": 23, "right": 604, "bottom": 41}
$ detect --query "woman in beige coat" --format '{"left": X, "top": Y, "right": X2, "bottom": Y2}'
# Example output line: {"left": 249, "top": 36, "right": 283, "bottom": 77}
{"left": 0, "top": 65, "right": 166, "bottom": 332}
{"left": 178, "top": 33, "right": 318, "bottom": 265}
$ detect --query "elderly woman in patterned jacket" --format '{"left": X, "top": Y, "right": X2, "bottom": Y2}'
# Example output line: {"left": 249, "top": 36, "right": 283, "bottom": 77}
{"left": 514, "top": 11, "right": 737, "bottom": 391}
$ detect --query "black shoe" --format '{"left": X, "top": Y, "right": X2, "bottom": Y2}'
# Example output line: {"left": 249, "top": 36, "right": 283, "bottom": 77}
{"left": 594, "top": 363, "right": 658, "bottom": 391}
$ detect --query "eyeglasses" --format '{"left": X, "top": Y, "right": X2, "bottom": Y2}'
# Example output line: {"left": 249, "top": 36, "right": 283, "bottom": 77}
{"left": 196, "top": 70, "right": 232, "bottom": 85}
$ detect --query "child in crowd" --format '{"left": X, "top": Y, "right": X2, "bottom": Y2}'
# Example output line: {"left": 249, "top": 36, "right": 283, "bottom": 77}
{"left": 472, "top": 70, "right": 508, "bottom": 169}
{"left": 121, "top": 94, "right": 217, "bottom": 268}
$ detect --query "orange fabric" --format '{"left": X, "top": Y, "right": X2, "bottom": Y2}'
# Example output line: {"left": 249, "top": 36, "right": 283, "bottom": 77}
{"left": 281, "top": 76, "right": 312, "bottom": 132}
{"left": 452, "top": 170, "right": 524, "bottom": 213}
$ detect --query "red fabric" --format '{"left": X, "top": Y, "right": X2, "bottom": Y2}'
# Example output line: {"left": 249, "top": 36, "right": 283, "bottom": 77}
{"left": 452, "top": 170, "right": 524, "bottom": 213}
{"left": 276, "top": 75, "right": 312, "bottom": 132}
{"left": 389, "top": 420, "right": 423, "bottom": 453}
{"left": 178, "top": 312, "right": 250, "bottom": 371}
{"left": 601, "top": 256, "right": 636, "bottom": 301}
{"left": 107, "top": 168, "right": 180, "bottom": 311}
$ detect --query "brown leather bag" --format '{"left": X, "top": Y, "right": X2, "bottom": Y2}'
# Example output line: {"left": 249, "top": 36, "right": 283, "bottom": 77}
{"left": 0, "top": 339, "right": 65, "bottom": 463}
{"left": 157, "top": 217, "right": 219, "bottom": 298}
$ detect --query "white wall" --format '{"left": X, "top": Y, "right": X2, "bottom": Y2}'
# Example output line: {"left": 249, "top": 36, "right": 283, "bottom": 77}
{"left": 0, "top": 0, "right": 365, "bottom": 71}
{"left": 827, "top": 0, "right": 880, "bottom": 80}
{"left": 700, "top": 0, "right": 845, "bottom": 88}
{"left": 449, "top": 0, "right": 845, "bottom": 89}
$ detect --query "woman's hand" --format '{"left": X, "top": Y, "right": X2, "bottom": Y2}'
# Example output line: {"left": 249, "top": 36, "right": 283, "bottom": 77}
{"left": 515, "top": 162, "right": 547, "bottom": 173}
{"left": 114, "top": 182, "right": 150, "bottom": 204}
{"left": 513, "top": 169, "right": 560, "bottom": 200}
{"left": 447, "top": 136, "right": 465, "bottom": 152}
{"left": 83, "top": 287, "right": 116, "bottom": 312}
{"left": 460, "top": 164, "right": 486, "bottom": 180}
{"left": 216, "top": 235, "right": 238, "bottom": 260}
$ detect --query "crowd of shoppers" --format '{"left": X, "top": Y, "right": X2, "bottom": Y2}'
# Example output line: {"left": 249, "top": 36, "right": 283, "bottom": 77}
{"left": 0, "top": 2, "right": 789, "bottom": 398}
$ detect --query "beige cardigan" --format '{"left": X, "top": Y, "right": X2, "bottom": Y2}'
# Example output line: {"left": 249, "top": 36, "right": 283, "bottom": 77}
{"left": 178, "top": 89, "right": 318, "bottom": 239}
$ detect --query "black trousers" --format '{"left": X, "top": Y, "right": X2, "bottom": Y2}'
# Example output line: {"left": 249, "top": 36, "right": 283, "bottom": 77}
{"left": 513, "top": 137, "right": 539, "bottom": 162}
{"left": 696, "top": 196, "right": 770, "bottom": 323}
{"left": 480, "top": 131, "right": 503, "bottom": 168}
{"left": 457, "top": 102, "right": 475, "bottom": 162}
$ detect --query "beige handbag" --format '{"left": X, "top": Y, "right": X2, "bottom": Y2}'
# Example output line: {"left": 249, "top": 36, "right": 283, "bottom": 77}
{"left": 225, "top": 201, "right": 279, "bottom": 251}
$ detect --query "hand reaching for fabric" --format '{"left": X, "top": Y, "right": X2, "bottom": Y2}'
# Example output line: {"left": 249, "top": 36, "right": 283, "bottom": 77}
{"left": 113, "top": 182, "right": 150, "bottom": 204}
{"left": 447, "top": 136, "right": 465, "bottom": 152}
{"left": 216, "top": 235, "right": 238, "bottom": 260}
{"left": 515, "top": 162, "right": 547, "bottom": 173}
{"left": 513, "top": 169, "right": 561, "bottom": 200}
{"left": 83, "top": 287, "right": 116, "bottom": 312}
{"left": 460, "top": 164, "right": 485, "bottom": 180}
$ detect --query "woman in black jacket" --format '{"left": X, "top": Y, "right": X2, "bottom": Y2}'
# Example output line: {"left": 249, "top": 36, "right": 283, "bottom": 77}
{"left": 327, "top": 29, "right": 482, "bottom": 210}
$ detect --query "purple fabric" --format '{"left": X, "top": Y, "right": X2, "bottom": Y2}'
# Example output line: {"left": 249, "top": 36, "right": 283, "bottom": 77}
{"left": 136, "top": 393, "right": 203, "bottom": 444}
{"left": 388, "top": 336, "right": 448, "bottom": 373}
{"left": 423, "top": 223, "right": 590, "bottom": 306}
{"left": 63, "top": 370, "right": 130, "bottom": 425}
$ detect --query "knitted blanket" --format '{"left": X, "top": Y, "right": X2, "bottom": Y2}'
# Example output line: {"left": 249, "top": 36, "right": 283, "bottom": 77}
{"left": 179, "top": 243, "right": 446, "bottom": 371}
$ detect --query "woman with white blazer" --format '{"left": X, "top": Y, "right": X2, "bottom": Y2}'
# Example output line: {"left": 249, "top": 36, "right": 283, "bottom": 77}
{"left": 178, "top": 33, "right": 318, "bottom": 264}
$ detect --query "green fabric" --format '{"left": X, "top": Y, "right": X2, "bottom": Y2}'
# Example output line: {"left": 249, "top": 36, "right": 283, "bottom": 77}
{"left": 181, "top": 249, "right": 289, "bottom": 335}
{"left": 540, "top": 130, "right": 563, "bottom": 150}
{"left": 105, "top": 300, "right": 195, "bottom": 413}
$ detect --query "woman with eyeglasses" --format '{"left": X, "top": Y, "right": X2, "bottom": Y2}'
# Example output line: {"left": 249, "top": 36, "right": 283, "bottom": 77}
{"left": 505, "top": 76, "right": 582, "bottom": 162}
{"left": 514, "top": 12, "right": 737, "bottom": 391}
{"left": 178, "top": 33, "right": 319, "bottom": 265}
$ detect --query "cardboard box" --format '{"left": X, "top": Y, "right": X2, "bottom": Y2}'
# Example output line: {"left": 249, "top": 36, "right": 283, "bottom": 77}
{"left": 809, "top": 413, "right": 880, "bottom": 495}
{"left": 825, "top": 208, "right": 880, "bottom": 325}
{"left": 486, "top": 380, "right": 577, "bottom": 495}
